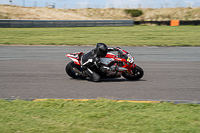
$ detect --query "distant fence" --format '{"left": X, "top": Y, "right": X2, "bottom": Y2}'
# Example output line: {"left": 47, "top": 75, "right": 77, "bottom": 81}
{"left": 0, "top": 20, "right": 134, "bottom": 28}
{"left": 1, "top": 20, "right": 199, "bottom": 28}
{"left": 134, "top": 20, "right": 200, "bottom": 25}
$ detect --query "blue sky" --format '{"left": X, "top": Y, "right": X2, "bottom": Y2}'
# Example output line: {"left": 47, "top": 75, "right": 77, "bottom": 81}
{"left": 1, "top": 0, "right": 200, "bottom": 9}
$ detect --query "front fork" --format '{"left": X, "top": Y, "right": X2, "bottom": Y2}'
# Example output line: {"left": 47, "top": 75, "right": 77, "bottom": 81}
{"left": 127, "top": 64, "right": 136, "bottom": 75}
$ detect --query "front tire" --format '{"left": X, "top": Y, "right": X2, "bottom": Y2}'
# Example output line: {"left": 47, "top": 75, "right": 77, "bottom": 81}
{"left": 122, "top": 65, "right": 144, "bottom": 80}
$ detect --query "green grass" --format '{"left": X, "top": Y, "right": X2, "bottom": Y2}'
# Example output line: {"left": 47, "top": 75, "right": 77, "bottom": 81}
{"left": 0, "top": 99, "right": 200, "bottom": 133}
{"left": 0, "top": 26, "right": 200, "bottom": 46}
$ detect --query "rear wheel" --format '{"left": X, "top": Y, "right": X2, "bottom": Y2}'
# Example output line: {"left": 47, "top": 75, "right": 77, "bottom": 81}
{"left": 65, "top": 62, "right": 86, "bottom": 79}
{"left": 122, "top": 65, "right": 144, "bottom": 80}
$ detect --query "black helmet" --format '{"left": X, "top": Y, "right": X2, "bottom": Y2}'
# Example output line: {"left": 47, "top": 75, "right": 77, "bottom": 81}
{"left": 96, "top": 43, "right": 108, "bottom": 57}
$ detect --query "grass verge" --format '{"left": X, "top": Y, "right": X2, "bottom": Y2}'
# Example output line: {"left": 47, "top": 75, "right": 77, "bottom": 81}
{"left": 0, "top": 26, "right": 199, "bottom": 46}
{"left": 0, "top": 99, "right": 200, "bottom": 133}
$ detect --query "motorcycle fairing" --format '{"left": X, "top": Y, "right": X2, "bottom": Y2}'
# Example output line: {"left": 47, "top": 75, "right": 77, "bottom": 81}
{"left": 100, "top": 58, "right": 115, "bottom": 66}
{"left": 66, "top": 52, "right": 83, "bottom": 65}
{"left": 105, "top": 52, "right": 115, "bottom": 58}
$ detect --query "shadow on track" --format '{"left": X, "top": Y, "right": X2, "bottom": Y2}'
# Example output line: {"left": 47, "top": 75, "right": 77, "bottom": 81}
{"left": 69, "top": 77, "right": 146, "bottom": 83}
{"left": 99, "top": 78, "right": 146, "bottom": 83}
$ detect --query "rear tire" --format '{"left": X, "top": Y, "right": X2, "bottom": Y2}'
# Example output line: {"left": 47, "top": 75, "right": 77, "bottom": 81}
{"left": 122, "top": 65, "right": 144, "bottom": 80}
{"left": 65, "top": 62, "right": 86, "bottom": 79}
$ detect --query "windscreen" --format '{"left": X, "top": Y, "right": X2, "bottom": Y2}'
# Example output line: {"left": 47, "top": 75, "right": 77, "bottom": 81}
{"left": 118, "top": 50, "right": 134, "bottom": 63}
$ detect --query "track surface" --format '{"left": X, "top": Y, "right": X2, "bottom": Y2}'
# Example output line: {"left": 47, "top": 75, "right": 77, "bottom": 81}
{"left": 0, "top": 46, "right": 200, "bottom": 101}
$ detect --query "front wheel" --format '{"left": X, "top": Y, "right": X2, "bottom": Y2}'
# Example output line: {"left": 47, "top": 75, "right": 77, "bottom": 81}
{"left": 122, "top": 65, "right": 144, "bottom": 80}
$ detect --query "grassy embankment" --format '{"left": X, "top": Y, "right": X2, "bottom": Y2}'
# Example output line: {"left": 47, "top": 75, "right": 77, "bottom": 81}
{"left": 0, "top": 26, "right": 200, "bottom": 46}
{"left": 0, "top": 5, "right": 200, "bottom": 21}
{"left": 0, "top": 99, "right": 200, "bottom": 133}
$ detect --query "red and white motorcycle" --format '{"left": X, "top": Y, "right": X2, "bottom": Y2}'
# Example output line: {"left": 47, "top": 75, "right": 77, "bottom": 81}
{"left": 65, "top": 48, "right": 144, "bottom": 81}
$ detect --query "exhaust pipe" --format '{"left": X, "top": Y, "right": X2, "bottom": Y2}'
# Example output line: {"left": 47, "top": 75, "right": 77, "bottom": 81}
{"left": 72, "top": 67, "right": 87, "bottom": 77}
{"left": 117, "top": 66, "right": 128, "bottom": 71}
{"left": 109, "top": 66, "right": 128, "bottom": 71}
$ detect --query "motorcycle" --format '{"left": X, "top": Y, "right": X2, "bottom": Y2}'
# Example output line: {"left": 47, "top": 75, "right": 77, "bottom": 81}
{"left": 65, "top": 47, "right": 144, "bottom": 81}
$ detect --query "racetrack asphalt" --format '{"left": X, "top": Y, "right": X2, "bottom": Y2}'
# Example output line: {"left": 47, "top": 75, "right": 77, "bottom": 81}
{"left": 0, "top": 45, "right": 200, "bottom": 102}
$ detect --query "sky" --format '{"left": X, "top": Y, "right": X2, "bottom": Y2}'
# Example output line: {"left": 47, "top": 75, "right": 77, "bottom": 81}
{"left": 1, "top": 0, "right": 200, "bottom": 9}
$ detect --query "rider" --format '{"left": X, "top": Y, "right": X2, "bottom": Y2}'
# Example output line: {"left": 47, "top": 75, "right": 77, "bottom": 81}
{"left": 81, "top": 43, "right": 120, "bottom": 82}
